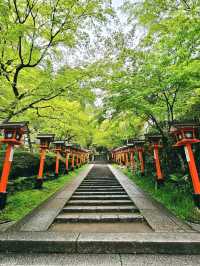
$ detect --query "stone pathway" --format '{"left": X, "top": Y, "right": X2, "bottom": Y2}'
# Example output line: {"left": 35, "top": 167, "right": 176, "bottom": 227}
{"left": 1, "top": 253, "right": 200, "bottom": 266}
{"left": 1, "top": 164, "right": 199, "bottom": 255}
{"left": 50, "top": 165, "right": 151, "bottom": 232}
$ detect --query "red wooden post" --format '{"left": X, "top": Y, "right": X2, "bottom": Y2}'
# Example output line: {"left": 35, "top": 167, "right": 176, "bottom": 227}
{"left": 71, "top": 153, "right": 75, "bottom": 170}
{"left": 185, "top": 144, "right": 200, "bottom": 194}
{"left": 65, "top": 152, "right": 69, "bottom": 174}
{"left": 65, "top": 143, "right": 73, "bottom": 173}
{"left": 130, "top": 150, "right": 135, "bottom": 170}
{"left": 119, "top": 152, "right": 122, "bottom": 165}
{"left": 0, "top": 122, "right": 28, "bottom": 209}
{"left": 170, "top": 122, "right": 200, "bottom": 207}
{"left": 138, "top": 149, "right": 145, "bottom": 176}
{"left": 35, "top": 133, "right": 54, "bottom": 189}
{"left": 38, "top": 149, "right": 46, "bottom": 179}
{"left": 36, "top": 148, "right": 46, "bottom": 187}
{"left": 53, "top": 140, "right": 65, "bottom": 178}
{"left": 0, "top": 144, "right": 14, "bottom": 194}
{"left": 153, "top": 144, "right": 163, "bottom": 182}
{"left": 130, "top": 150, "right": 134, "bottom": 169}
{"left": 127, "top": 143, "right": 135, "bottom": 170}
{"left": 145, "top": 134, "right": 164, "bottom": 186}
{"left": 125, "top": 150, "right": 129, "bottom": 167}
{"left": 76, "top": 152, "right": 79, "bottom": 168}
{"left": 55, "top": 151, "right": 60, "bottom": 177}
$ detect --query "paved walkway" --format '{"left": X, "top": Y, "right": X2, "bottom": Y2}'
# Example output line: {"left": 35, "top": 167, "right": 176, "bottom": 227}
{"left": 0, "top": 164, "right": 200, "bottom": 255}
{"left": 1, "top": 253, "right": 200, "bottom": 266}
{"left": 50, "top": 165, "right": 150, "bottom": 232}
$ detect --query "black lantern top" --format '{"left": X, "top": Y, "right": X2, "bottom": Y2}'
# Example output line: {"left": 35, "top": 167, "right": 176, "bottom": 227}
{"left": 170, "top": 121, "right": 200, "bottom": 146}
{"left": 0, "top": 121, "right": 28, "bottom": 131}
{"left": 126, "top": 142, "right": 135, "bottom": 152}
{"left": 65, "top": 143, "right": 73, "bottom": 153}
{"left": 127, "top": 138, "right": 136, "bottom": 146}
{"left": 37, "top": 133, "right": 55, "bottom": 148}
{"left": 70, "top": 143, "right": 82, "bottom": 153}
{"left": 145, "top": 134, "right": 162, "bottom": 145}
{"left": 116, "top": 145, "right": 128, "bottom": 152}
{"left": 134, "top": 140, "right": 145, "bottom": 148}
{"left": 37, "top": 133, "right": 55, "bottom": 140}
{"left": 0, "top": 121, "right": 29, "bottom": 145}
{"left": 53, "top": 140, "right": 65, "bottom": 151}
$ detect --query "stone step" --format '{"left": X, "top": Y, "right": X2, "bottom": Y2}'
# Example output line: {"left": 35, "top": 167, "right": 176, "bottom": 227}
{"left": 83, "top": 179, "right": 118, "bottom": 181}
{"left": 1, "top": 232, "right": 199, "bottom": 254}
{"left": 83, "top": 180, "right": 118, "bottom": 182}
{"left": 74, "top": 191, "right": 126, "bottom": 195}
{"left": 55, "top": 213, "right": 143, "bottom": 223}
{"left": 67, "top": 200, "right": 132, "bottom": 206}
{"left": 78, "top": 186, "right": 122, "bottom": 189}
{"left": 81, "top": 182, "right": 119, "bottom": 185}
{"left": 80, "top": 185, "right": 119, "bottom": 187}
{"left": 80, "top": 183, "right": 121, "bottom": 186}
{"left": 71, "top": 195, "right": 129, "bottom": 200}
{"left": 83, "top": 179, "right": 117, "bottom": 182}
{"left": 62, "top": 205, "right": 138, "bottom": 213}
{"left": 76, "top": 188, "right": 125, "bottom": 192}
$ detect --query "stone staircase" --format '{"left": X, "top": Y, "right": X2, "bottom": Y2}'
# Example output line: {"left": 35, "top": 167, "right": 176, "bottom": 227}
{"left": 50, "top": 165, "right": 147, "bottom": 231}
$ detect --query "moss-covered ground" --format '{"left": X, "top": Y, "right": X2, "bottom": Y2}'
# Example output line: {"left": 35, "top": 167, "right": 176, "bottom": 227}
{"left": 120, "top": 166, "right": 200, "bottom": 224}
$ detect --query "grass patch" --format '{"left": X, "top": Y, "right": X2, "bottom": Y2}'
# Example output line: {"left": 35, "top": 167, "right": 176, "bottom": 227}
{"left": 118, "top": 166, "right": 200, "bottom": 224}
{"left": 0, "top": 166, "right": 86, "bottom": 223}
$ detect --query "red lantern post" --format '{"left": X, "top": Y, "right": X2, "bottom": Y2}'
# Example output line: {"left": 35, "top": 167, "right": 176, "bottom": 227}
{"left": 124, "top": 147, "right": 129, "bottom": 167}
{"left": 127, "top": 143, "right": 135, "bottom": 170}
{"left": 71, "top": 150, "right": 75, "bottom": 171}
{"left": 35, "top": 133, "right": 54, "bottom": 189}
{"left": 135, "top": 140, "right": 145, "bottom": 176}
{"left": 170, "top": 122, "right": 200, "bottom": 207}
{"left": 145, "top": 134, "right": 164, "bottom": 186}
{"left": 76, "top": 151, "right": 79, "bottom": 168}
{"left": 53, "top": 140, "right": 65, "bottom": 178}
{"left": 0, "top": 122, "right": 28, "bottom": 209}
{"left": 65, "top": 144, "right": 72, "bottom": 174}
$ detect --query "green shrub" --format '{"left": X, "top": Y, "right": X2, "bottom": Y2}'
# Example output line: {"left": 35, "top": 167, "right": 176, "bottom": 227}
{"left": 0, "top": 149, "right": 68, "bottom": 180}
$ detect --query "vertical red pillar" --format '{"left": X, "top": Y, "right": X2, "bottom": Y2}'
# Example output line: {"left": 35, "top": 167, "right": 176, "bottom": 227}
{"left": 125, "top": 152, "right": 129, "bottom": 167}
{"left": 35, "top": 148, "right": 46, "bottom": 189}
{"left": 55, "top": 151, "right": 60, "bottom": 177}
{"left": 0, "top": 144, "right": 14, "bottom": 209}
{"left": 76, "top": 153, "right": 79, "bottom": 168}
{"left": 184, "top": 143, "right": 200, "bottom": 196}
{"left": 138, "top": 149, "right": 145, "bottom": 176}
{"left": 130, "top": 151, "right": 134, "bottom": 170}
{"left": 0, "top": 144, "right": 14, "bottom": 196}
{"left": 153, "top": 144, "right": 164, "bottom": 185}
{"left": 80, "top": 154, "right": 82, "bottom": 165}
{"left": 71, "top": 153, "right": 75, "bottom": 170}
{"left": 65, "top": 153, "right": 69, "bottom": 174}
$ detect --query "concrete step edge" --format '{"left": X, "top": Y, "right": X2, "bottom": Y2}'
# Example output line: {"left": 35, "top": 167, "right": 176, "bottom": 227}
{"left": 1, "top": 232, "right": 200, "bottom": 254}
{"left": 67, "top": 201, "right": 133, "bottom": 206}
{"left": 62, "top": 207, "right": 138, "bottom": 213}
{"left": 71, "top": 196, "right": 129, "bottom": 200}
{"left": 74, "top": 192, "right": 126, "bottom": 195}
{"left": 54, "top": 215, "right": 144, "bottom": 223}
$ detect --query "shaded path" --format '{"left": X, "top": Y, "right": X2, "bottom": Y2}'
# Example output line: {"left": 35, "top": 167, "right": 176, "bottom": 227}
{"left": 50, "top": 165, "right": 151, "bottom": 232}
{"left": 1, "top": 164, "right": 199, "bottom": 255}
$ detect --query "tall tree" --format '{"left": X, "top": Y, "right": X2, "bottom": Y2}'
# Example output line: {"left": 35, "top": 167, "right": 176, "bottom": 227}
{"left": 0, "top": 0, "right": 112, "bottom": 121}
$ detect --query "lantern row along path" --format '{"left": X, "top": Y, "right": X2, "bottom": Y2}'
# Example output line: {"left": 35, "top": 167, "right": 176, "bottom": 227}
{"left": 1, "top": 164, "right": 200, "bottom": 254}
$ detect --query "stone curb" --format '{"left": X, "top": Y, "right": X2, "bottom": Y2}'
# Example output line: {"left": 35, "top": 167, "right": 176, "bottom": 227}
{"left": 1, "top": 232, "right": 200, "bottom": 254}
